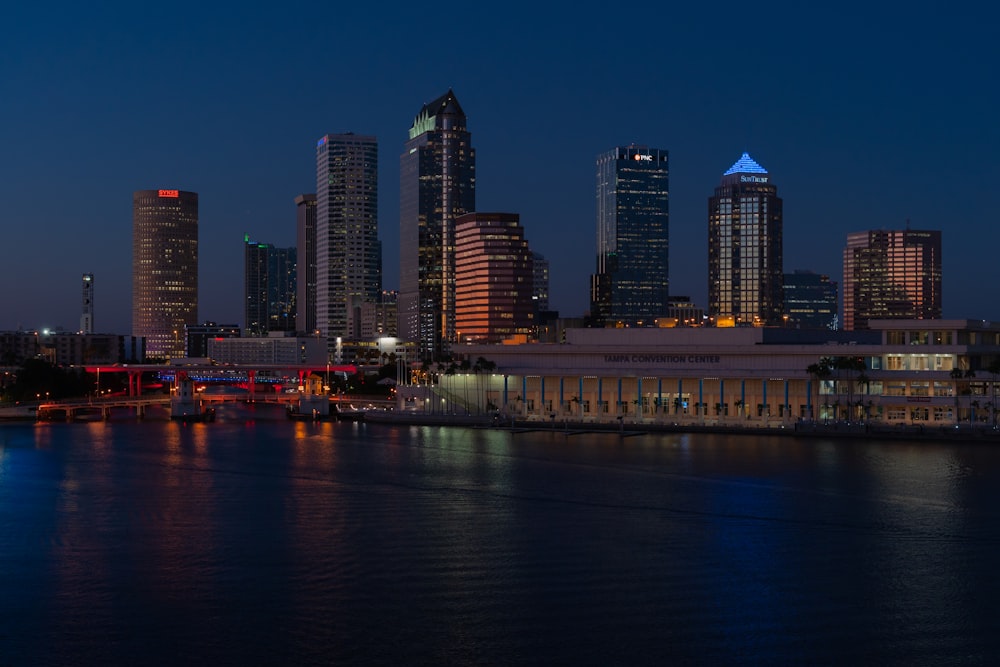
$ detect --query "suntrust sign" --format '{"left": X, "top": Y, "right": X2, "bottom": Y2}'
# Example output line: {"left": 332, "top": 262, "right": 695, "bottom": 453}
{"left": 605, "top": 354, "right": 721, "bottom": 364}
{"left": 740, "top": 175, "right": 768, "bottom": 184}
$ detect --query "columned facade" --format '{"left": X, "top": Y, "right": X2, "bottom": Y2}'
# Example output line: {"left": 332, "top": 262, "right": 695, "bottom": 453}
{"left": 412, "top": 320, "right": 1000, "bottom": 428}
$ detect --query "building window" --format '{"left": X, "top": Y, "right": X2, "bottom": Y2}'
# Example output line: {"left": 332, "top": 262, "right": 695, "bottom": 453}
{"left": 885, "top": 355, "right": 905, "bottom": 371}
{"left": 885, "top": 383, "right": 907, "bottom": 397}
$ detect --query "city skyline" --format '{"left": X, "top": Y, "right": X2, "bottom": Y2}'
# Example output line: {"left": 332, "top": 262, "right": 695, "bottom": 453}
{"left": 2, "top": 3, "right": 997, "bottom": 333}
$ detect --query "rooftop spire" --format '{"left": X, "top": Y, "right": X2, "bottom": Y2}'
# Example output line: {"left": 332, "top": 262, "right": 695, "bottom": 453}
{"left": 723, "top": 152, "right": 768, "bottom": 175}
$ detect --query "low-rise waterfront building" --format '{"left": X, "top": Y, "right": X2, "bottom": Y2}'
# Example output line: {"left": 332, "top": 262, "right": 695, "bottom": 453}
{"left": 429, "top": 320, "right": 1000, "bottom": 427}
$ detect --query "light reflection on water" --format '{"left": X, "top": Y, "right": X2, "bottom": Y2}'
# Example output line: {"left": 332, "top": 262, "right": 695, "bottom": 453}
{"left": 1, "top": 421, "right": 999, "bottom": 664}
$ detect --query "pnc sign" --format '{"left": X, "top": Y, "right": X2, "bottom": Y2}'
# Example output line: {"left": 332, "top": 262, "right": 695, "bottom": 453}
{"left": 158, "top": 189, "right": 180, "bottom": 198}
{"left": 633, "top": 154, "right": 653, "bottom": 161}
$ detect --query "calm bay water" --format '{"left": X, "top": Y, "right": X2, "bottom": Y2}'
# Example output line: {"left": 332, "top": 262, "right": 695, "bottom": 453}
{"left": 2, "top": 411, "right": 999, "bottom": 665}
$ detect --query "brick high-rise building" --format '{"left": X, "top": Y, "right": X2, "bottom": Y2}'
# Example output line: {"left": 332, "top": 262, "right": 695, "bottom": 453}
{"left": 842, "top": 229, "right": 942, "bottom": 330}
{"left": 455, "top": 212, "right": 534, "bottom": 344}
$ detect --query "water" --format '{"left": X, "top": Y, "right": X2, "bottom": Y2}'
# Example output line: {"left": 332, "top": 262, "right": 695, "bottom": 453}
{"left": 2, "top": 414, "right": 999, "bottom": 665}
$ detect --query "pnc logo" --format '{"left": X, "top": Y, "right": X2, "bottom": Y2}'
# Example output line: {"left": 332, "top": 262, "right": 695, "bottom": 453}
{"left": 633, "top": 154, "right": 653, "bottom": 161}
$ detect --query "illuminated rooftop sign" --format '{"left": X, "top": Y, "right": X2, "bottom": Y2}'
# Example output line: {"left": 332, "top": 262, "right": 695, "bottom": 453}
{"left": 723, "top": 152, "right": 768, "bottom": 176}
{"left": 158, "top": 189, "right": 179, "bottom": 198}
{"left": 633, "top": 154, "right": 653, "bottom": 161}
{"left": 317, "top": 136, "right": 328, "bottom": 148}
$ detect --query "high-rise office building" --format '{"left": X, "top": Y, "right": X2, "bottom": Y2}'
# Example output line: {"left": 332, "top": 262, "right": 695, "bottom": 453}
{"left": 185, "top": 321, "right": 241, "bottom": 358}
{"left": 132, "top": 189, "right": 198, "bottom": 360}
{"left": 842, "top": 229, "right": 942, "bottom": 330}
{"left": 532, "top": 252, "right": 550, "bottom": 315}
{"left": 708, "top": 152, "right": 784, "bottom": 326}
{"left": 316, "top": 134, "right": 380, "bottom": 351}
{"left": 244, "top": 235, "right": 296, "bottom": 337}
{"left": 455, "top": 212, "right": 534, "bottom": 344}
{"left": 80, "top": 273, "right": 94, "bottom": 334}
{"left": 295, "top": 194, "right": 317, "bottom": 335}
{"left": 590, "top": 145, "right": 669, "bottom": 327}
{"left": 784, "top": 270, "right": 838, "bottom": 330}
{"left": 399, "top": 90, "right": 476, "bottom": 359}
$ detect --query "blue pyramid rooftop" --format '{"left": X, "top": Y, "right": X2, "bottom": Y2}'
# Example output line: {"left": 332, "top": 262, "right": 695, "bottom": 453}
{"left": 723, "top": 152, "right": 768, "bottom": 175}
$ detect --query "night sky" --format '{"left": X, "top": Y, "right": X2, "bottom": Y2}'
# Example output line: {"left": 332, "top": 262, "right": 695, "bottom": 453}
{"left": 2, "top": 1, "right": 996, "bottom": 334}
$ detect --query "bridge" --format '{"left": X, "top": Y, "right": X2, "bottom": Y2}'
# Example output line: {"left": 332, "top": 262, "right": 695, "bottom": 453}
{"left": 83, "top": 362, "right": 361, "bottom": 399}
{"left": 27, "top": 392, "right": 396, "bottom": 422}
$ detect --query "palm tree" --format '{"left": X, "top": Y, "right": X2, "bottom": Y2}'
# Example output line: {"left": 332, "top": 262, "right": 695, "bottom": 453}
{"left": 833, "top": 356, "right": 866, "bottom": 420}
{"left": 950, "top": 367, "right": 964, "bottom": 424}
{"left": 966, "top": 369, "right": 977, "bottom": 425}
{"left": 806, "top": 357, "right": 834, "bottom": 420}
{"left": 855, "top": 370, "right": 870, "bottom": 422}
{"left": 986, "top": 359, "right": 1000, "bottom": 428}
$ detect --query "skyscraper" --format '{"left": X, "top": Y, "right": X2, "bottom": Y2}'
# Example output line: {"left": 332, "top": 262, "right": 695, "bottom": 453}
{"left": 784, "top": 270, "right": 838, "bottom": 330}
{"left": 532, "top": 251, "right": 550, "bottom": 315}
{"left": 244, "top": 235, "right": 296, "bottom": 337}
{"left": 842, "top": 229, "right": 942, "bottom": 330}
{"left": 80, "top": 273, "right": 94, "bottom": 334}
{"left": 132, "top": 189, "right": 198, "bottom": 360}
{"left": 708, "top": 152, "right": 783, "bottom": 326}
{"left": 295, "top": 194, "right": 317, "bottom": 335}
{"left": 590, "top": 145, "right": 669, "bottom": 327}
{"left": 399, "top": 90, "right": 476, "bottom": 359}
{"left": 316, "top": 134, "right": 380, "bottom": 349}
{"left": 455, "top": 212, "right": 535, "bottom": 344}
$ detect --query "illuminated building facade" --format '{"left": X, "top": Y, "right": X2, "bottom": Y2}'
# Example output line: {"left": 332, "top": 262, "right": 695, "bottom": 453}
{"left": 132, "top": 189, "right": 198, "bottom": 360}
{"left": 244, "top": 236, "right": 296, "bottom": 337}
{"left": 399, "top": 90, "right": 476, "bottom": 359}
{"left": 784, "top": 270, "right": 838, "bottom": 330}
{"left": 454, "top": 319, "right": 999, "bottom": 427}
{"left": 708, "top": 152, "right": 784, "bottom": 326}
{"left": 295, "top": 194, "right": 317, "bottom": 335}
{"left": 842, "top": 229, "right": 942, "bottom": 330}
{"left": 454, "top": 212, "right": 534, "bottom": 344}
{"left": 80, "top": 273, "right": 94, "bottom": 334}
{"left": 316, "top": 134, "right": 380, "bottom": 351}
{"left": 590, "top": 145, "right": 669, "bottom": 327}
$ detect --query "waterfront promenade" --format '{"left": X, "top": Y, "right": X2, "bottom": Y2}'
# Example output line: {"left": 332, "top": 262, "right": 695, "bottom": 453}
{"left": 5, "top": 395, "right": 1000, "bottom": 444}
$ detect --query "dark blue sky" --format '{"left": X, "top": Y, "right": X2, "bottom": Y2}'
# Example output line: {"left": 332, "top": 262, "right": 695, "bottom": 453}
{"left": 2, "top": 1, "right": 996, "bottom": 333}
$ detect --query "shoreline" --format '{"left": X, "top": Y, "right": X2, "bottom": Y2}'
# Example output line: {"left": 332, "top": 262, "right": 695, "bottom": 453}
{"left": 5, "top": 404, "right": 1000, "bottom": 444}
{"left": 364, "top": 410, "right": 1000, "bottom": 443}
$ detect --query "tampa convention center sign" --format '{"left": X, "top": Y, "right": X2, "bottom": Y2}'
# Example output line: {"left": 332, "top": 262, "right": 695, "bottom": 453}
{"left": 604, "top": 354, "right": 722, "bottom": 364}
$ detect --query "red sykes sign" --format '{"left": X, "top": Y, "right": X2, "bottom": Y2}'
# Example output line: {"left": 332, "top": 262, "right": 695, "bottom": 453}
{"left": 158, "top": 189, "right": 179, "bottom": 198}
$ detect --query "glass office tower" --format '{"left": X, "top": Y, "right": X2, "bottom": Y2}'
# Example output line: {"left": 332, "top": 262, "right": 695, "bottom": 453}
{"left": 590, "top": 145, "right": 669, "bottom": 327}
{"left": 295, "top": 194, "right": 317, "bottom": 335}
{"left": 244, "top": 238, "right": 296, "bottom": 337}
{"left": 708, "top": 152, "right": 784, "bottom": 326}
{"left": 399, "top": 90, "right": 476, "bottom": 359}
{"left": 784, "top": 269, "right": 838, "bottom": 330}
